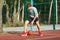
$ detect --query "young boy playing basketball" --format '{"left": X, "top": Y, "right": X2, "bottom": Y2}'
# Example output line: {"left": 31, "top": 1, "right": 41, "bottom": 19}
{"left": 21, "top": 4, "right": 43, "bottom": 36}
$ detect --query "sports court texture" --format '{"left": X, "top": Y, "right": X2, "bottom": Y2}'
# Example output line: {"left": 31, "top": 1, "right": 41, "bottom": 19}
{"left": 0, "top": 30, "right": 60, "bottom": 40}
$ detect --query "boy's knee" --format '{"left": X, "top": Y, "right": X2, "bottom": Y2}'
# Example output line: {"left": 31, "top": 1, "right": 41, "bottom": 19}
{"left": 36, "top": 21, "right": 39, "bottom": 24}
{"left": 25, "top": 20, "right": 29, "bottom": 24}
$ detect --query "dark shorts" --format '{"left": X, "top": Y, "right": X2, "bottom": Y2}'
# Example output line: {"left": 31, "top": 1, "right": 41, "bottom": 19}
{"left": 27, "top": 16, "right": 39, "bottom": 23}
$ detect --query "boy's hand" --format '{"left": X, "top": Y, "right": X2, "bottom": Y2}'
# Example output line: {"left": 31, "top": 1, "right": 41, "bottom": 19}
{"left": 31, "top": 21, "right": 34, "bottom": 25}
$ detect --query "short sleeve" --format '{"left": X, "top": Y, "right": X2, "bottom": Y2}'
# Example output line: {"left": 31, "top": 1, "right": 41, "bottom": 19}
{"left": 33, "top": 7, "right": 38, "bottom": 13}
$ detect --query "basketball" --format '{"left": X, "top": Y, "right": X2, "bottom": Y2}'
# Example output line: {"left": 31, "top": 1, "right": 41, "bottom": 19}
{"left": 28, "top": 30, "right": 33, "bottom": 36}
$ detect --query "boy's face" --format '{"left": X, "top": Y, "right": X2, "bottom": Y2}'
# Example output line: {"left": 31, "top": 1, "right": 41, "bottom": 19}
{"left": 28, "top": 6, "right": 32, "bottom": 10}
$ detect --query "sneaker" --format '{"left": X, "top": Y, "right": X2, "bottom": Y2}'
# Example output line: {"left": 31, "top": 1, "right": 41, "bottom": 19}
{"left": 21, "top": 32, "right": 27, "bottom": 36}
{"left": 38, "top": 31, "right": 43, "bottom": 36}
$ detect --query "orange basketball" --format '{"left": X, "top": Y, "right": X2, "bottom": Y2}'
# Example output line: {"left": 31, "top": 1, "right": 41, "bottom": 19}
{"left": 28, "top": 30, "right": 33, "bottom": 36}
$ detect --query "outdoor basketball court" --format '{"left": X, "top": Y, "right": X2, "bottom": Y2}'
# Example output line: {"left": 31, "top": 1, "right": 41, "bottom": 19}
{"left": 1, "top": 25, "right": 59, "bottom": 40}
{"left": 0, "top": 0, "right": 60, "bottom": 40}
{"left": 0, "top": 30, "right": 60, "bottom": 40}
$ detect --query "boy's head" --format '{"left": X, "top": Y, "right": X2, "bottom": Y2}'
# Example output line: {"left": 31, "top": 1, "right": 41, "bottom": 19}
{"left": 27, "top": 4, "right": 32, "bottom": 10}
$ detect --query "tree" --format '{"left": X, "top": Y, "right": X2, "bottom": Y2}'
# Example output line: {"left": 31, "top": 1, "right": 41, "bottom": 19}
{"left": 13, "top": 0, "right": 17, "bottom": 24}
{"left": 0, "top": 0, "right": 4, "bottom": 32}
{"left": 16, "top": 0, "right": 20, "bottom": 24}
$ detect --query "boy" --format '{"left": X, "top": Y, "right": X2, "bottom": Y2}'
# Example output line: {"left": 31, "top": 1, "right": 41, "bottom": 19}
{"left": 22, "top": 4, "right": 43, "bottom": 36}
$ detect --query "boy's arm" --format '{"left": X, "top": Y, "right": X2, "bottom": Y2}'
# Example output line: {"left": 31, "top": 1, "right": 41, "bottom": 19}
{"left": 32, "top": 13, "right": 38, "bottom": 22}
{"left": 31, "top": 7, "right": 38, "bottom": 25}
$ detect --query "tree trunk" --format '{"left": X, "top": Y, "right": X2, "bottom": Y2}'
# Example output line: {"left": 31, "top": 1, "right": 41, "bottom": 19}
{"left": 16, "top": 0, "right": 20, "bottom": 24}
{"left": 6, "top": 4, "right": 11, "bottom": 26}
{"left": 48, "top": 1, "right": 53, "bottom": 24}
{"left": 0, "top": 0, "right": 4, "bottom": 32}
{"left": 13, "top": 0, "right": 17, "bottom": 24}
{"left": 22, "top": 4, "right": 24, "bottom": 24}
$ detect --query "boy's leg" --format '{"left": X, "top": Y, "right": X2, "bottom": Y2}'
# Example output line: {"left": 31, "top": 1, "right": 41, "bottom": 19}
{"left": 36, "top": 21, "right": 41, "bottom": 31}
{"left": 36, "top": 21, "right": 43, "bottom": 36}
{"left": 22, "top": 20, "right": 29, "bottom": 36}
{"left": 24, "top": 20, "right": 29, "bottom": 32}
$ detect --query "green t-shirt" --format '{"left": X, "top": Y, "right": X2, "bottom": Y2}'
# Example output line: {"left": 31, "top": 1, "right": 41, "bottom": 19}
{"left": 28, "top": 7, "right": 38, "bottom": 18}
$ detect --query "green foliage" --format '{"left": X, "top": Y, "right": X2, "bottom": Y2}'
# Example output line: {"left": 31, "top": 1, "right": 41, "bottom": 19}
{"left": 2, "top": 0, "right": 60, "bottom": 27}
{"left": 2, "top": 5, "right": 7, "bottom": 24}
{"left": 34, "top": 0, "right": 51, "bottom": 24}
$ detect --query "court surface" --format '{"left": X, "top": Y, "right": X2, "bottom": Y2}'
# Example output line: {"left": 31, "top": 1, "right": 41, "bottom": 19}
{"left": 0, "top": 30, "right": 60, "bottom": 40}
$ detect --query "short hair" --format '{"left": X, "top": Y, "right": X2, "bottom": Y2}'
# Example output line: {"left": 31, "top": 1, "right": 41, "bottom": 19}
{"left": 27, "top": 3, "right": 32, "bottom": 8}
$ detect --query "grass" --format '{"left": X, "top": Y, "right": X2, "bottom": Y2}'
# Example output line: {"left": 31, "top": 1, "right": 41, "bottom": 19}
{"left": 2, "top": 22, "right": 51, "bottom": 27}
{"left": 3, "top": 22, "right": 23, "bottom": 27}
{"left": 0, "top": 32, "right": 8, "bottom": 34}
